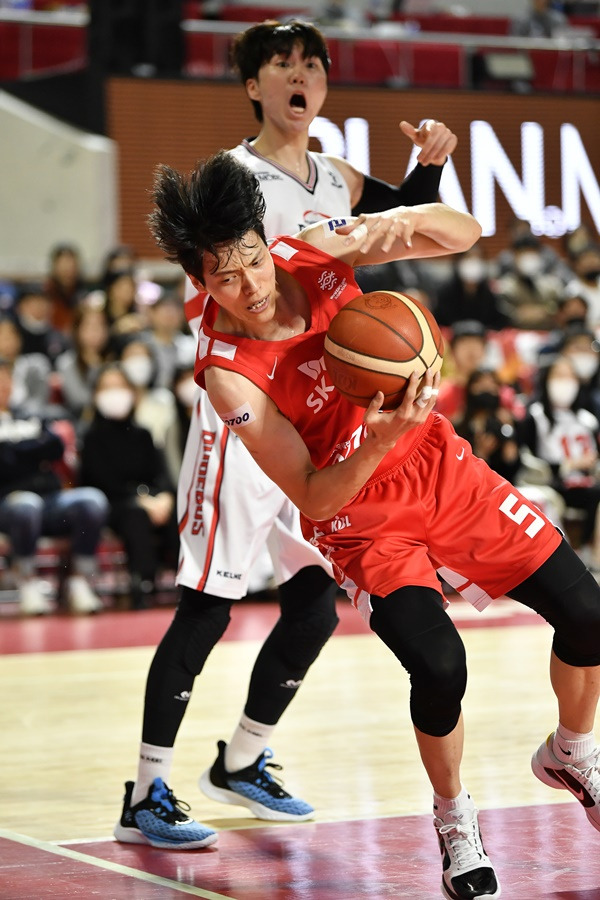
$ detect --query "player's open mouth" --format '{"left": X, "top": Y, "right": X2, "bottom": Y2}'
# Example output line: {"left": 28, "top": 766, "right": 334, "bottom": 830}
{"left": 290, "top": 93, "right": 306, "bottom": 110}
{"left": 248, "top": 296, "right": 268, "bottom": 312}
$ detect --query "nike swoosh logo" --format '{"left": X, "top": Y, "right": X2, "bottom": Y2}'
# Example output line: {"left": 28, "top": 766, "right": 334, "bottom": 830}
{"left": 558, "top": 744, "right": 572, "bottom": 756}
{"left": 456, "top": 447, "right": 465, "bottom": 461}
{"left": 267, "top": 357, "right": 278, "bottom": 380}
{"left": 550, "top": 767, "right": 595, "bottom": 807}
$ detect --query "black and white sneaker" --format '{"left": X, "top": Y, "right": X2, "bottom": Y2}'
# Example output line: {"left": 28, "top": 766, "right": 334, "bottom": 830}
{"left": 199, "top": 740, "right": 314, "bottom": 821}
{"left": 532, "top": 733, "right": 600, "bottom": 831}
{"left": 114, "top": 778, "right": 217, "bottom": 850}
{"left": 434, "top": 806, "right": 501, "bottom": 899}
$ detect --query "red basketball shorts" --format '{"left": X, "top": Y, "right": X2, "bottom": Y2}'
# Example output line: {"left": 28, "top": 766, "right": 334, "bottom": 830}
{"left": 301, "top": 413, "right": 562, "bottom": 606}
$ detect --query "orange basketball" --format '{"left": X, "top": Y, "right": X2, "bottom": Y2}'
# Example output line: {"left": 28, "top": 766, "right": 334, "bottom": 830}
{"left": 323, "top": 291, "right": 444, "bottom": 410}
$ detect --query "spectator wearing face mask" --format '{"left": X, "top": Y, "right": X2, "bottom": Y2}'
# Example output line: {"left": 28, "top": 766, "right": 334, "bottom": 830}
{"left": 560, "top": 326, "right": 600, "bottom": 420}
{"left": 0, "top": 359, "right": 108, "bottom": 615}
{"left": 80, "top": 363, "right": 179, "bottom": 609}
{"left": 143, "top": 291, "right": 196, "bottom": 390}
{"left": 455, "top": 368, "right": 522, "bottom": 484}
{"left": 538, "top": 292, "right": 590, "bottom": 363}
{"left": 517, "top": 354, "right": 600, "bottom": 577}
{"left": 434, "top": 244, "right": 510, "bottom": 330}
{"left": 0, "top": 313, "right": 52, "bottom": 416}
{"left": 54, "top": 302, "right": 111, "bottom": 423}
{"left": 115, "top": 335, "right": 177, "bottom": 449}
{"left": 496, "top": 235, "right": 563, "bottom": 329}
{"left": 163, "top": 364, "right": 199, "bottom": 486}
{"left": 497, "top": 218, "right": 568, "bottom": 282}
{"left": 565, "top": 245, "right": 600, "bottom": 328}
{"left": 14, "top": 283, "right": 70, "bottom": 365}
{"left": 435, "top": 320, "right": 491, "bottom": 423}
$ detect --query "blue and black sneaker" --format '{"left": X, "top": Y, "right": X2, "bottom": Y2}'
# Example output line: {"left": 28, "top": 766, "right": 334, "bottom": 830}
{"left": 114, "top": 778, "right": 218, "bottom": 849}
{"left": 199, "top": 740, "right": 314, "bottom": 822}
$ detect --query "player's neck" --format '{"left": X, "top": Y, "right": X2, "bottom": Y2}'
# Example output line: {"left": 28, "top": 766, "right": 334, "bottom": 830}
{"left": 251, "top": 127, "right": 310, "bottom": 181}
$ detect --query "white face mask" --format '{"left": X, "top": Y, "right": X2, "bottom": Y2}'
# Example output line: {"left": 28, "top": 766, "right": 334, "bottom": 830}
{"left": 516, "top": 252, "right": 543, "bottom": 278}
{"left": 547, "top": 377, "right": 579, "bottom": 408}
{"left": 457, "top": 258, "right": 487, "bottom": 283}
{"left": 175, "top": 376, "right": 198, "bottom": 408}
{"left": 121, "top": 355, "right": 153, "bottom": 387}
{"left": 95, "top": 387, "right": 135, "bottom": 420}
{"left": 568, "top": 352, "right": 598, "bottom": 381}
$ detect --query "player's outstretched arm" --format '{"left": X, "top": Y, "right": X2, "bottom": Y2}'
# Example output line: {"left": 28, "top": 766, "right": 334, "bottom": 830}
{"left": 331, "top": 119, "right": 457, "bottom": 211}
{"left": 204, "top": 366, "right": 438, "bottom": 523}
{"left": 301, "top": 203, "right": 481, "bottom": 268}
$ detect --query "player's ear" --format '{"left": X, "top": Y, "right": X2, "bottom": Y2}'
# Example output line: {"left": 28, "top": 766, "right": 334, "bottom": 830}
{"left": 188, "top": 274, "right": 205, "bottom": 292}
{"left": 245, "top": 78, "right": 260, "bottom": 102}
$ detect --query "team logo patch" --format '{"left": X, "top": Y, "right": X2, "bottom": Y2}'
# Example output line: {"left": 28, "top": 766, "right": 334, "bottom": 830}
{"left": 317, "top": 270, "right": 338, "bottom": 291}
{"left": 322, "top": 218, "right": 348, "bottom": 237}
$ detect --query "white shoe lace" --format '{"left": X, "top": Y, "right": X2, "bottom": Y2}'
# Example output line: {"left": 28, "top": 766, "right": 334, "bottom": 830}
{"left": 438, "top": 816, "right": 485, "bottom": 871}
{"left": 571, "top": 748, "right": 600, "bottom": 798}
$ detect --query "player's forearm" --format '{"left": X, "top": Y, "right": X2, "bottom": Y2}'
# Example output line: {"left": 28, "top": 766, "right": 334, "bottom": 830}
{"left": 295, "top": 434, "right": 397, "bottom": 521}
{"left": 409, "top": 202, "right": 481, "bottom": 252}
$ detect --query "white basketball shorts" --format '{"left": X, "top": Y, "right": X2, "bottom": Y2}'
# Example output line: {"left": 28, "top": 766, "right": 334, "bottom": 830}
{"left": 177, "top": 390, "right": 332, "bottom": 600}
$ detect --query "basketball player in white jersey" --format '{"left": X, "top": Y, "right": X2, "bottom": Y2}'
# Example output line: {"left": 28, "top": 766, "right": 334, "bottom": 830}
{"left": 115, "top": 20, "right": 458, "bottom": 849}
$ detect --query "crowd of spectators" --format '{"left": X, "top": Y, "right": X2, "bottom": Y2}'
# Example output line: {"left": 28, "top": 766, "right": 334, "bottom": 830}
{"left": 0, "top": 243, "right": 194, "bottom": 615}
{"left": 1, "top": 217, "right": 600, "bottom": 616}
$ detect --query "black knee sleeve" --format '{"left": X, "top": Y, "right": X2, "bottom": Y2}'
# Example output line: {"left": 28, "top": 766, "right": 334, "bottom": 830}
{"left": 509, "top": 539, "right": 600, "bottom": 667}
{"left": 244, "top": 566, "right": 339, "bottom": 724}
{"left": 370, "top": 587, "right": 467, "bottom": 737}
{"left": 276, "top": 566, "right": 339, "bottom": 669}
{"left": 142, "top": 587, "right": 232, "bottom": 745}
{"left": 176, "top": 586, "right": 233, "bottom": 676}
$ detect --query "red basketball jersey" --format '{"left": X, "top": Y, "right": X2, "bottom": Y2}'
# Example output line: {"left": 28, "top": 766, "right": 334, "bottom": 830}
{"left": 195, "top": 236, "right": 561, "bottom": 607}
{"left": 195, "top": 235, "right": 425, "bottom": 474}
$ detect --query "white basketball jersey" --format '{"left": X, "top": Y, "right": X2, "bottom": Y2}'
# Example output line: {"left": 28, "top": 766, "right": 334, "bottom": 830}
{"left": 177, "top": 142, "right": 349, "bottom": 598}
{"left": 229, "top": 140, "right": 351, "bottom": 237}
{"left": 529, "top": 402, "right": 599, "bottom": 468}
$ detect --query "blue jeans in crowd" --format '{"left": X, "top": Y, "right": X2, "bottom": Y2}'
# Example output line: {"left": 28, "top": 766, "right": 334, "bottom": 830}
{"left": 0, "top": 488, "right": 109, "bottom": 559}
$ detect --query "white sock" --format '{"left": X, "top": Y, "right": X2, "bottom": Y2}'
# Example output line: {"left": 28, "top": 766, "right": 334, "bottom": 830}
{"left": 224, "top": 714, "right": 275, "bottom": 772}
{"left": 131, "top": 742, "right": 175, "bottom": 806}
{"left": 433, "top": 785, "right": 474, "bottom": 819}
{"left": 553, "top": 724, "right": 596, "bottom": 765}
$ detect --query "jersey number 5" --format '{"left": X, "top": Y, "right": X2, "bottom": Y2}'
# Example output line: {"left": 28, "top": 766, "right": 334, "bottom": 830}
{"left": 499, "top": 493, "right": 545, "bottom": 538}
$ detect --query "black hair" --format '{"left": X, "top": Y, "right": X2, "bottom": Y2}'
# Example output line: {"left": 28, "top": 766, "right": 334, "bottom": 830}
{"left": 49, "top": 243, "right": 79, "bottom": 263}
{"left": 230, "top": 19, "right": 330, "bottom": 122}
{"left": 449, "top": 319, "right": 487, "bottom": 347}
{"left": 149, "top": 151, "right": 267, "bottom": 282}
{"left": 92, "top": 360, "right": 134, "bottom": 393}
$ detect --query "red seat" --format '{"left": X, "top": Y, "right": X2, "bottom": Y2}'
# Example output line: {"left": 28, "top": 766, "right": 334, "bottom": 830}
{"left": 411, "top": 42, "right": 463, "bottom": 88}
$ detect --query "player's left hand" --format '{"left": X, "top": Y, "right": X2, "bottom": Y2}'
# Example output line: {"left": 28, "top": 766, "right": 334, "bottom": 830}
{"left": 400, "top": 119, "right": 457, "bottom": 166}
{"left": 338, "top": 209, "right": 417, "bottom": 254}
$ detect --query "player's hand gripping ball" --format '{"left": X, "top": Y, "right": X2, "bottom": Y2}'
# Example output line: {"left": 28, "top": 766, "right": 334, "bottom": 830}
{"left": 324, "top": 291, "right": 444, "bottom": 410}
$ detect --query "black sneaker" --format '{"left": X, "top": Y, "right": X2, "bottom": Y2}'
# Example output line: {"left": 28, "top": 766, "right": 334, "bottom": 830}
{"left": 435, "top": 806, "right": 501, "bottom": 898}
{"left": 114, "top": 778, "right": 217, "bottom": 849}
{"left": 198, "top": 740, "right": 314, "bottom": 821}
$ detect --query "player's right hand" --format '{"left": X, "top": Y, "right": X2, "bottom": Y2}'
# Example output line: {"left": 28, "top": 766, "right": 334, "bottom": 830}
{"left": 364, "top": 369, "right": 440, "bottom": 450}
{"left": 400, "top": 119, "right": 457, "bottom": 166}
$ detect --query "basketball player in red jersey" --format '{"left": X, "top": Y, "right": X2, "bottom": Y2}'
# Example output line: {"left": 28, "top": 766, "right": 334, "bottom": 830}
{"left": 149, "top": 151, "right": 600, "bottom": 900}
{"left": 115, "top": 19, "right": 460, "bottom": 851}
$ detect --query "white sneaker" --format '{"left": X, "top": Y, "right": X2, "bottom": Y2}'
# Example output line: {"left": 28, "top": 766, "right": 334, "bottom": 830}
{"left": 19, "top": 579, "right": 53, "bottom": 616}
{"left": 434, "top": 806, "right": 501, "bottom": 899}
{"left": 66, "top": 575, "right": 103, "bottom": 614}
{"left": 532, "top": 733, "right": 600, "bottom": 832}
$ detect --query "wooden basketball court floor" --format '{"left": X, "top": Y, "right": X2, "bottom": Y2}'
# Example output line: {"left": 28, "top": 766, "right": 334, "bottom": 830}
{"left": 2, "top": 592, "right": 600, "bottom": 899}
